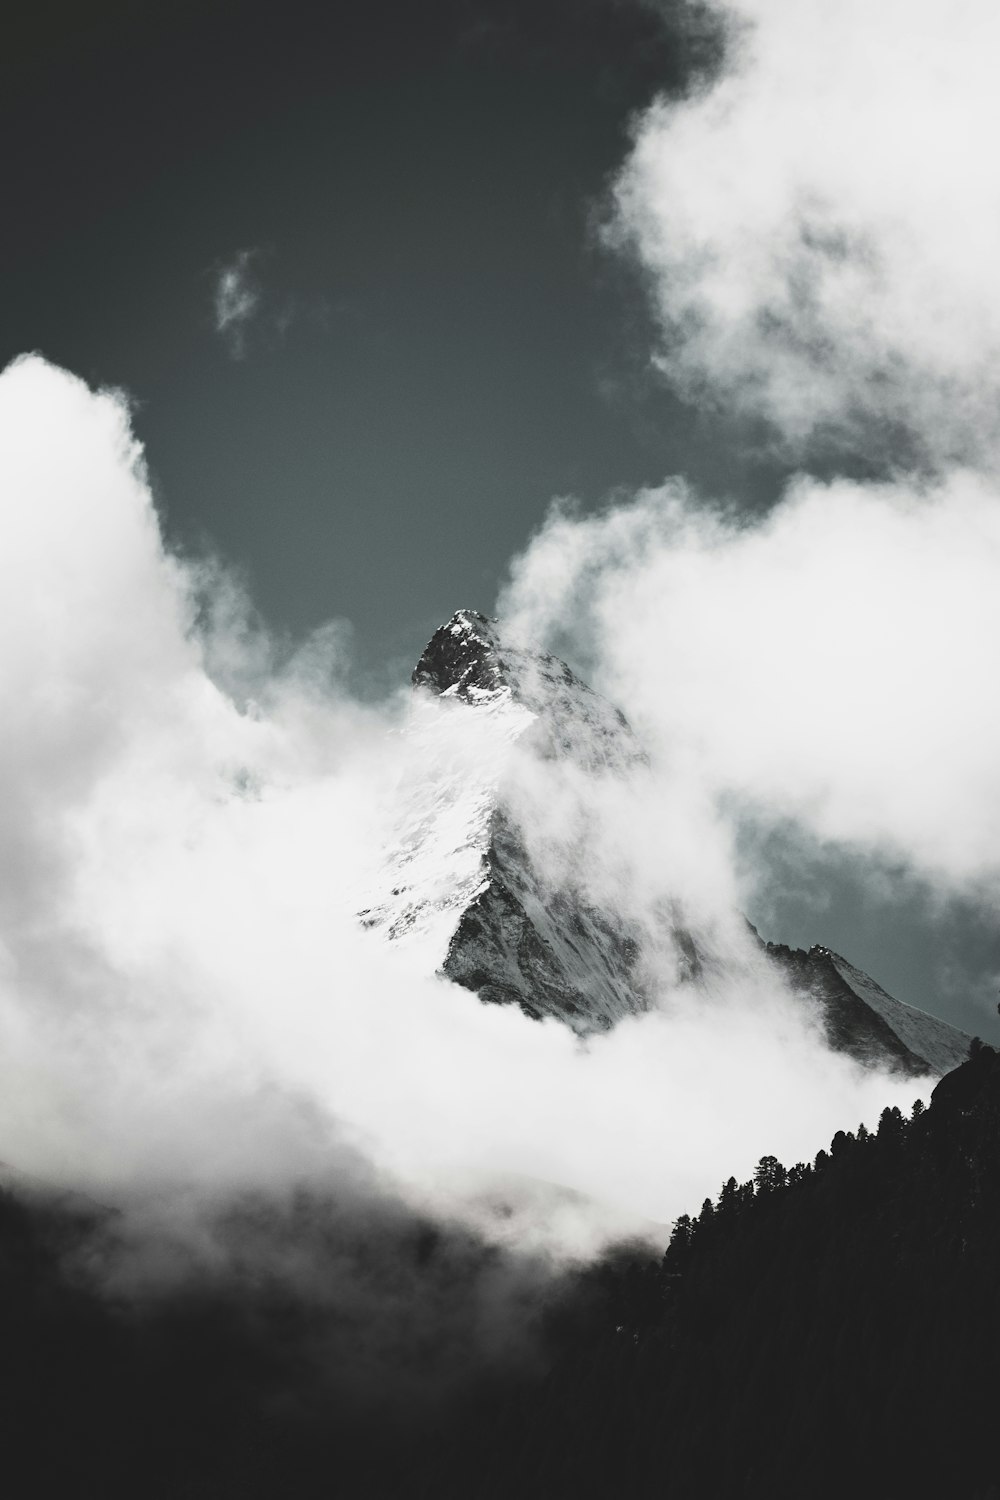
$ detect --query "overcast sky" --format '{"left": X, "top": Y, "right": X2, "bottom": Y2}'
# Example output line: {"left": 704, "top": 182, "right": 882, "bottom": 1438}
{"left": 2, "top": 0, "right": 998, "bottom": 1038}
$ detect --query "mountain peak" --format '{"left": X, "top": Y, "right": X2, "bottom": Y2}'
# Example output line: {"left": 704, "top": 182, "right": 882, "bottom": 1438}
{"left": 412, "top": 609, "right": 640, "bottom": 766}
{"left": 380, "top": 610, "right": 974, "bottom": 1070}
{"left": 412, "top": 609, "right": 507, "bottom": 701}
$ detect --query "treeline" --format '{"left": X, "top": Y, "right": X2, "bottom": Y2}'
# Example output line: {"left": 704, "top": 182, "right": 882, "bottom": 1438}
{"left": 4, "top": 1046, "right": 1000, "bottom": 1497}
{"left": 462, "top": 1039, "right": 1000, "bottom": 1500}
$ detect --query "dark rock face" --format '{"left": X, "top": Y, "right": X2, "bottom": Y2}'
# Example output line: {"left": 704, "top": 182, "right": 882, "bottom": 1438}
{"left": 440, "top": 810, "right": 651, "bottom": 1031}
{"left": 412, "top": 609, "right": 508, "bottom": 700}
{"left": 413, "top": 609, "right": 643, "bottom": 770}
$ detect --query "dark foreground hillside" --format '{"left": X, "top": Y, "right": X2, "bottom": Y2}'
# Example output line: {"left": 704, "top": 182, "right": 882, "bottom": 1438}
{"left": 496, "top": 1040, "right": 1000, "bottom": 1500}
{"left": 4, "top": 1046, "right": 1000, "bottom": 1499}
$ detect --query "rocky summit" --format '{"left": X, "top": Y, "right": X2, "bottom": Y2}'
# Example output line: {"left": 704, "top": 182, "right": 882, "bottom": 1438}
{"left": 412, "top": 607, "right": 644, "bottom": 770}
{"left": 361, "top": 609, "right": 653, "bottom": 1030}
{"left": 362, "top": 608, "right": 972, "bottom": 1073}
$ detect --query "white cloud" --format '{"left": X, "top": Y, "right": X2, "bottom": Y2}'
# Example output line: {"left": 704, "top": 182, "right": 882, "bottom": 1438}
{"left": 0, "top": 355, "right": 919, "bottom": 1264}
{"left": 213, "top": 249, "right": 261, "bottom": 357}
{"left": 611, "top": 0, "right": 1000, "bottom": 466}
{"left": 499, "top": 472, "right": 1000, "bottom": 895}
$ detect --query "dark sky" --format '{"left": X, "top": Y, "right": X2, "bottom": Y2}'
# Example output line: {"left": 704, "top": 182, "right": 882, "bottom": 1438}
{"left": 3, "top": 0, "right": 996, "bottom": 1036}
{"left": 1, "top": 0, "right": 756, "bottom": 683}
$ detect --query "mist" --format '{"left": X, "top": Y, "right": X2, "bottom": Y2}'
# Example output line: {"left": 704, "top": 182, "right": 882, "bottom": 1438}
{"left": 0, "top": 353, "right": 923, "bottom": 1296}
{"left": 499, "top": 474, "right": 1000, "bottom": 898}
{"left": 6, "top": 5, "right": 1000, "bottom": 1493}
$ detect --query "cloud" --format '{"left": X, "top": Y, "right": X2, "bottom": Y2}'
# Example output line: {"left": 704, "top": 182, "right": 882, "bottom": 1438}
{"left": 610, "top": 0, "right": 1000, "bottom": 468}
{"left": 0, "top": 354, "right": 920, "bottom": 1276}
{"left": 209, "top": 251, "right": 340, "bottom": 356}
{"left": 487, "top": 1, "right": 1000, "bottom": 1029}
{"left": 499, "top": 474, "right": 1000, "bottom": 897}
{"left": 213, "top": 249, "right": 262, "bottom": 357}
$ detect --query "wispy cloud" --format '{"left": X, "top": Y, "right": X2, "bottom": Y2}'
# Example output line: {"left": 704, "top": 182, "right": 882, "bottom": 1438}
{"left": 212, "top": 249, "right": 262, "bottom": 358}
{"left": 210, "top": 251, "right": 346, "bottom": 356}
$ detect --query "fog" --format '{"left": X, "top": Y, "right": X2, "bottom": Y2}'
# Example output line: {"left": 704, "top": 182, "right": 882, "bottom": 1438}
{"left": 0, "top": 355, "right": 921, "bottom": 1284}
{"left": 8, "top": 0, "right": 998, "bottom": 1311}
{"left": 499, "top": 473, "right": 1000, "bottom": 897}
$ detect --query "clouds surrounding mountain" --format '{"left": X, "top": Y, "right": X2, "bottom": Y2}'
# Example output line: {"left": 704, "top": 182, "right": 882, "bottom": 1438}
{"left": 0, "top": 355, "right": 930, "bottom": 1263}
{"left": 3, "top": 1, "right": 1000, "bottom": 1492}
{"left": 363, "top": 607, "right": 970, "bottom": 1075}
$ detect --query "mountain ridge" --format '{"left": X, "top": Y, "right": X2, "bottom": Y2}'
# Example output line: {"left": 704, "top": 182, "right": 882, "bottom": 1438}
{"left": 365, "top": 608, "right": 971, "bottom": 1074}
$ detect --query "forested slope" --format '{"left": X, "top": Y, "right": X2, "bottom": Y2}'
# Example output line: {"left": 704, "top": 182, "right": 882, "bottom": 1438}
{"left": 472, "top": 1040, "right": 1000, "bottom": 1500}
{"left": 4, "top": 1045, "right": 1000, "bottom": 1498}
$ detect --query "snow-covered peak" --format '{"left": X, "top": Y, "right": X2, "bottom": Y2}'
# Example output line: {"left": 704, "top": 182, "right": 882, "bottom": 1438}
{"left": 411, "top": 609, "right": 510, "bottom": 702}
{"left": 412, "top": 609, "right": 643, "bottom": 772}
{"left": 359, "top": 608, "right": 650, "bottom": 1027}
{"left": 363, "top": 608, "right": 973, "bottom": 1072}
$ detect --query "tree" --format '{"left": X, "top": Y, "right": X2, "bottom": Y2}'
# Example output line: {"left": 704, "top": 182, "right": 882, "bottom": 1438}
{"left": 718, "top": 1177, "right": 740, "bottom": 1219}
{"left": 754, "top": 1156, "right": 786, "bottom": 1195}
{"left": 664, "top": 1214, "right": 693, "bottom": 1276}
{"left": 878, "top": 1106, "right": 904, "bottom": 1142}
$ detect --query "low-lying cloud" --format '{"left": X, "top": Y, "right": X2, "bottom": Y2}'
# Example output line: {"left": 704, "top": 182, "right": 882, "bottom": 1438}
{"left": 0, "top": 355, "right": 920, "bottom": 1277}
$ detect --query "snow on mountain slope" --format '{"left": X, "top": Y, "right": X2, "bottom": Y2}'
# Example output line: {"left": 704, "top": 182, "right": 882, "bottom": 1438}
{"left": 360, "top": 609, "right": 653, "bottom": 1030}
{"left": 361, "top": 609, "right": 972, "bottom": 1074}
{"left": 759, "top": 938, "right": 973, "bottom": 1077}
{"left": 828, "top": 950, "right": 972, "bottom": 1075}
{"left": 358, "top": 674, "right": 535, "bottom": 973}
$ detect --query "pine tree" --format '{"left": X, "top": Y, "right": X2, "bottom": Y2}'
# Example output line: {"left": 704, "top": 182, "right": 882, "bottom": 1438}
{"left": 753, "top": 1155, "right": 786, "bottom": 1194}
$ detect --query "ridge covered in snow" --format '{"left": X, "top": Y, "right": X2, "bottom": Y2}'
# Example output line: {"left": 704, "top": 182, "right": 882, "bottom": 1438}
{"left": 828, "top": 949, "right": 971, "bottom": 1074}
{"left": 360, "top": 609, "right": 652, "bottom": 1030}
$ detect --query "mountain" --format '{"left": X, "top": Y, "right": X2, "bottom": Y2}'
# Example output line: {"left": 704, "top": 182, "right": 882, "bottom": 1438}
{"left": 763, "top": 938, "right": 972, "bottom": 1077}
{"left": 359, "top": 608, "right": 655, "bottom": 1032}
{"left": 362, "top": 609, "right": 971, "bottom": 1075}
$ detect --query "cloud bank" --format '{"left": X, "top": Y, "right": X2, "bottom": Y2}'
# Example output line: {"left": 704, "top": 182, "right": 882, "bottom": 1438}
{"left": 500, "top": 473, "right": 1000, "bottom": 894}
{"left": 487, "top": 0, "right": 1000, "bottom": 1038}
{"left": 0, "top": 355, "right": 919, "bottom": 1271}
{"left": 612, "top": 0, "right": 1000, "bottom": 466}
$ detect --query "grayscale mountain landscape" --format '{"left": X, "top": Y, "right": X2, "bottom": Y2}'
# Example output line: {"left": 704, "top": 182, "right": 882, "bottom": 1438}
{"left": 2, "top": 0, "right": 999, "bottom": 1495}
{"left": 366, "top": 608, "right": 971, "bottom": 1078}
